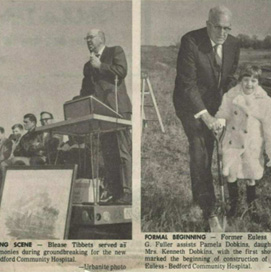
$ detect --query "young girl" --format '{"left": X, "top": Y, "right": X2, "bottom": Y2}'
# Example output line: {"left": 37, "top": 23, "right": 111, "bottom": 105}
{"left": 215, "top": 65, "right": 271, "bottom": 218}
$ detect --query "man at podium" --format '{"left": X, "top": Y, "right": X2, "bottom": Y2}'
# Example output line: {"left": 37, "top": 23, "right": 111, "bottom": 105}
{"left": 79, "top": 29, "right": 132, "bottom": 203}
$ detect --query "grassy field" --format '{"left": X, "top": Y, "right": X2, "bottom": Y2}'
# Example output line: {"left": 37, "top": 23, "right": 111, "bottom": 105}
{"left": 141, "top": 46, "right": 271, "bottom": 232}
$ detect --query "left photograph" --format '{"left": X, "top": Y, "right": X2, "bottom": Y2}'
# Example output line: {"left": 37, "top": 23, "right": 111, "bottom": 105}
{"left": 0, "top": 1, "right": 132, "bottom": 239}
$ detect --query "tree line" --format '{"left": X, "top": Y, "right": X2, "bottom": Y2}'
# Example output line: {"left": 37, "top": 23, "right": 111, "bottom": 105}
{"left": 173, "top": 34, "right": 271, "bottom": 50}
{"left": 236, "top": 34, "right": 271, "bottom": 49}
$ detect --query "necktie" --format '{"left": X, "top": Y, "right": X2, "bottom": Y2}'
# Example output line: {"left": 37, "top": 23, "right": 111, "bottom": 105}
{"left": 214, "top": 44, "right": 222, "bottom": 70}
{"left": 92, "top": 54, "right": 100, "bottom": 82}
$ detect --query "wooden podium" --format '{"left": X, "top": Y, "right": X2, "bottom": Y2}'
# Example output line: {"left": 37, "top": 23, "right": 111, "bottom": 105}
{"left": 36, "top": 95, "right": 131, "bottom": 136}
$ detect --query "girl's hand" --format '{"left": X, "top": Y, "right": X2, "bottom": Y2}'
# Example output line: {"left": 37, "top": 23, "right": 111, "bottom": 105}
{"left": 266, "top": 160, "right": 271, "bottom": 167}
{"left": 212, "top": 118, "right": 226, "bottom": 133}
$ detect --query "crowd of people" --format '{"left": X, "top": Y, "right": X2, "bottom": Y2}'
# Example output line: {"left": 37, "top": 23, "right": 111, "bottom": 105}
{"left": 0, "top": 112, "right": 62, "bottom": 185}
{"left": 0, "top": 108, "right": 131, "bottom": 205}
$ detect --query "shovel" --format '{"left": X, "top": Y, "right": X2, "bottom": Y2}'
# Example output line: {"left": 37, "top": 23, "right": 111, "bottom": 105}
{"left": 213, "top": 121, "right": 227, "bottom": 231}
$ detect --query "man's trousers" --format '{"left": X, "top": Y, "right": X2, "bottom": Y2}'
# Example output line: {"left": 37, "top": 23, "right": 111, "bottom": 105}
{"left": 178, "top": 112, "right": 216, "bottom": 218}
{"left": 100, "top": 113, "right": 132, "bottom": 199}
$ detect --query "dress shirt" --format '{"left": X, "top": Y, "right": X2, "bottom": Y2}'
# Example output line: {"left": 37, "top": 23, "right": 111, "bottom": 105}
{"left": 194, "top": 39, "right": 223, "bottom": 119}
{"left": 96, "top": 45, "right": 105, "bottom": 58}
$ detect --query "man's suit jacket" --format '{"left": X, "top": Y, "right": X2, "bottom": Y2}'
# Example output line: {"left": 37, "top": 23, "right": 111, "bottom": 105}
{"left": 173, "top": 27, "right": 240, "bottom": 117}
{"left": 80, "top": 46, "right": 132, "bottom": 115}
{"left": 0, "top": 138, "right": 12, "bottom": 162}
{"left": 13, "top": 129, "right": 44, "bottom": 158}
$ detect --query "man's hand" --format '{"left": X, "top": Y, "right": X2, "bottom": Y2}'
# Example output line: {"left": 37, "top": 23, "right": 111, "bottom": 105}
{"left": 267, "top": 160, "right": 271, "bottom": 167}
{"left": 58, "top": 142, "right": 71, "bottom": 152}
{"left": 90, "top": 55, "right": 101, "bottom": 69}
{"left": 201, "top": 111, "right": 217, "bottom": 130}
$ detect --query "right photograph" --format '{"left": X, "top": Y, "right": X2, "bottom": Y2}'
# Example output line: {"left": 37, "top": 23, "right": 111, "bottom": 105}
{"left": 141, "top": 0, "right": 271, "bottom": 232}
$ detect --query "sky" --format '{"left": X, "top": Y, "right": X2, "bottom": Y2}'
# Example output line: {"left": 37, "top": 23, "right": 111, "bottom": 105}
{"left": 142, "top": 0, "right": 271, "bottom": 46}
{"left": 0, "top": 0, "right": 132, "bottom": 135}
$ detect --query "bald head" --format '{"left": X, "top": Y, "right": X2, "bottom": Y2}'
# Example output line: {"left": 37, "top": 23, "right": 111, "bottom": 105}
{"left": 208, "top": 6, "right": 232, "bottom": 23}
{"left": 85, "top": 29, "right": 106, "bottom": 53}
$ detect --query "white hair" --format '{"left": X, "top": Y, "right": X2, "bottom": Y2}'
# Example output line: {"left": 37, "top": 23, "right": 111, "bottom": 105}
{"left": 208, "top": 5, "right": 232, "bottom": 22}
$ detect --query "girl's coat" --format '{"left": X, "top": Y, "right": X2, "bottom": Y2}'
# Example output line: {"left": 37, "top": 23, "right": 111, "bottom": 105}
{"left": 216, "top": 84, "right": 271, "bottom": 182}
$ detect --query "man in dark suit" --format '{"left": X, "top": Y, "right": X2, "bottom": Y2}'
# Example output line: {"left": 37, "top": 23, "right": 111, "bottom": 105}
{"left": 0, "top": 127, "right": 12, "bottom": 188}
{"left": 0, "top": 127, "right": 12, "bottom": 164}
{"left": 13, "top": 113, "right": 45, "bottom": 166}
{"left": 80, "top": 29, "right": 132, "bottom": 203}
{"left": 173, "top": 6, "right": 240, "bottom": 231}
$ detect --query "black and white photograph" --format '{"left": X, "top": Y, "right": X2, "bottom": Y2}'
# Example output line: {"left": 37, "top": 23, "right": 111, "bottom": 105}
{"left": 141, "top": 0, "right": 271, "bottom": 233}
{"left": 0, "top": 0, "right": 132, "bottom": 240}
{"left": 3, "top": 0, "right": 271, "bottom": 271}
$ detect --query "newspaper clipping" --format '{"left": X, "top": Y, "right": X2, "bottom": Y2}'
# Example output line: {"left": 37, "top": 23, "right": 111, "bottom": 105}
{"left": 1, "top": 0, "right": 271, "bottom": 271}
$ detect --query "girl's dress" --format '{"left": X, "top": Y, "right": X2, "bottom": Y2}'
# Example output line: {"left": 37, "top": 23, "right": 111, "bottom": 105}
{"left": 215, "top": 84, "right": 271, "bottom": 182}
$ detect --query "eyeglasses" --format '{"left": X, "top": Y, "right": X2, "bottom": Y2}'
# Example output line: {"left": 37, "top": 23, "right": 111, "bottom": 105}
{"left": 40, "top": 118, "right": 52, "bottom": 122}
{"left": 209, "top": 22, "right": 231, "bottom": 32}
{"left": 84, "top": 35, "right": 97, "bottom": 42}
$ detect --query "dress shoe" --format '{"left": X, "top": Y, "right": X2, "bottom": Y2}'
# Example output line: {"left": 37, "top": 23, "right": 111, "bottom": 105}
{"left": 115, "top": 192, "right": 132, "bottom": 204}
{"left": 100, "top": 190, "right": 114, "bottom": 203}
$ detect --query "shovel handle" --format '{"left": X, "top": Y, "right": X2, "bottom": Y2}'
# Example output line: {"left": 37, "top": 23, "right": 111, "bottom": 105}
{"left": 213, "top": 125, "right": 226, "bottom": 144}
{"left": 213, "top": 123, "right": 227, "bottom": 231}
{"left": 213, "top": 125, "right": 226, "bottom": 187}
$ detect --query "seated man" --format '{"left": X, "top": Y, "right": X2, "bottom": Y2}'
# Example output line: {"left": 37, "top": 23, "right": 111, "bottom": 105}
{"left": 0, "top": 127, "right": 13, "bottom": 163}
{"left": 40, "top": 111, "right": 92, "bottom": 175}
{"left": 12, "top": 123, "right": 24, "bottom": 138}
{"left": 40, "top": 111, "right": 63, "bottom": 164}
{"left": 57, "top": 135, "right": 92, "bottom": 178}
{"left": 9, "top": 123, "right": 24, "bottom": 158}
{"left": 0, "top": 127, "right": 13, "bottom": 186}
{"left": 13, "top": 113, "right": 45, "bottom": 165}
